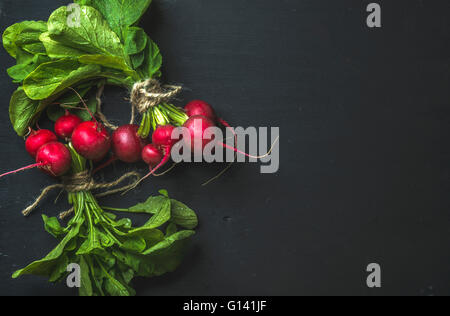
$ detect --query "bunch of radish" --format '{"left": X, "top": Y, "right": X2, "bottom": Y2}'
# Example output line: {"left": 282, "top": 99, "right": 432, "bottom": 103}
{"left": 0, "top": 99, "right": 248, "bottom": 185}
{"left": 0, "top": 128, "right": 71, "bottom": 179}
{"left": 112, "top": 100, "right": 242, "bottom": 182}
{"left": 94, "top": 99, "right": 237, "bottom": 177}
{"left": 0, "top": 110, "right": 110, "bottom": 179}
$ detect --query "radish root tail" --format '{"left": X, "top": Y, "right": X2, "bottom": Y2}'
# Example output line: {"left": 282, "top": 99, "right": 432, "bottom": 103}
{"left": 0, "top": 163, "right": 46, "bottom": 179}
{"left": 202, "top": 118, "right": 238, "bottom": 186}
{"left": 123, "top": 150, "right": 171, "bottom": 194}
{"left": 153, "top": 162, "right": 178, "bottom": 177}
{"left": 221, "top": 136, "right": 279, "bottom": 159}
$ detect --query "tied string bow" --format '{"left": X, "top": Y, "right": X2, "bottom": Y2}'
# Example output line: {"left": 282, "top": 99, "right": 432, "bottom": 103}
{"left": 129, "top": 79, "right": 182, "bottom": 124}
{"left": 95, "top": 79, "right": 182, "bottom": 129}
{"left": 22, "top": 171, "right": 141, "bottom": 219}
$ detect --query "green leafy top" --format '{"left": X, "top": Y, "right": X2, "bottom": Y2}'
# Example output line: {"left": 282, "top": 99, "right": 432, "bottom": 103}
{"left": 3, "top": 21, "right": 47, "bottom": 59}
{"left": 43, "top": 6, "right": 125, "bottom": 59}
{"left": 3, "top": 2, "right": 199, "bottom": 297}
{"left": 75, "top": 0, "right": 153, "bottom": 41}
{"left": 3, "top": 1, "right": 162, "bottom": 136}
{"left": 13, "top": 189, "right": 197, "bottom": 296}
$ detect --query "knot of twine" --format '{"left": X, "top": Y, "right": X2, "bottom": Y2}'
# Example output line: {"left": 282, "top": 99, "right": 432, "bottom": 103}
{"left": 21, "top": 171, "right": 141, "bottom": 218}
{"left": 61, "top": 171, "right": 95, "bottom": 192}
{"left": 94, "top": 79, "right": 182, "bottom": 129}
{"left": 129, "top": 79, "right": 182, "bottom": 124}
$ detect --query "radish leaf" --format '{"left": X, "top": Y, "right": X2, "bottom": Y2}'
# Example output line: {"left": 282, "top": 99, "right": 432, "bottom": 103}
{"left": 45, "top": 6, "right": 125, "bottom": 59}
{"left": 3, "top": 21, "right": 47, "bottom": 58}
{"left": 23, "top": 59, "right": 102, "bottom": 100}
{"left": 9, "top": 87, "right": 40, "bottom": 136}
{"left": 124, "top": 27, "right": 148, "bottom": 56}
{"left": 12, "top": 217, "right": 84, "bottom": 278}
{"left": 7, "top": 54, "right": 51, "bottom": 83}
{"left": 170, "top": 200, "right": 199, "bottom": 230}
{"left": 75, "top": 0, "right": 153, "bottom": 41}
{"left": 137, "top": 37, "right": 162, "bottom": 78}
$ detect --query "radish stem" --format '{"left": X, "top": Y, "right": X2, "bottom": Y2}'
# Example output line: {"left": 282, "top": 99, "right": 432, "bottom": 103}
{"left": 92, "top": 156, "right": 118, "bottom": 174}
{"left": 220, "top": 136, "right": 279, "bottom": 159}
{"left": 0, "top": 163, "right": 46, "bottom": 179}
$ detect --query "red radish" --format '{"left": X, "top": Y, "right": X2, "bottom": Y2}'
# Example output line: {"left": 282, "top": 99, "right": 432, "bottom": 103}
{"left": 0, "top": 141, "right": 71, "bottom": 179}
{"left": 141, "top": 117, "right": 230, "bottom": 181}
{"left": 184, "top": 100, "right": 216, "bottom": 121}
{"left": 54, "top": 110, "right": 82, "bottom": 139}
{"left": 183, "top": 115, "right": 275, "bottom": 159}
{"left": 184, "top": 99, "right": 237, "bottom": 142}
{"left": 134, "top": 111, "right": 278, "bottom": 187}
{"left": 182, "top": 115, "right": 216, "bottom": 152}
{"left": 184, "top": 101, "right": 238, "bottom": 186}
{"left": 149, "top": 124, "right": 180, "bottom": 171}
{"left": 152, "top": 124, "right": 179, "bottom": 150}
{"left": 36, "top": 142, "right": 72, "bottom": 176}
{"left": 71, "top": 121, "right": 111, "bottom": 161}
{"left": 141, "top": 144, "right": 163, "bottom": 167}
{"left": 93, "top": 125, "right": 147, "bottom": 174}
{"left": 112, "top": 124, "right": 147, "bottom": 163}
{"left": 136, "top": 115, "right": 272, "bottom": 187}
{"left": 133, "top": 125, "right": 181, "bottom": 186}
{"left": 184, "top": 100, "right": 234, "bottom": 129}
{"left": 25, "top": 129, "right": 57, "bottom": 158}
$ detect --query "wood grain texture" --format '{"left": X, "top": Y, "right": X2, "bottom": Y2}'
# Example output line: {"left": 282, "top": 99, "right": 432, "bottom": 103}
{"left": 0, "top": 0, "right": 450, "bottom": 295}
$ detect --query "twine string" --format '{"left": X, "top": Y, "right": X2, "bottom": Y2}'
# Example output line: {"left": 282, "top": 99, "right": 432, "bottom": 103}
{"left": 21, "top": 171, "right": 141, "bottom": 217}
{"left": 94, "top": 79, "right": 182, "bottom": 126}
{"left": 129, "top": 79, "right": 182, "bottom": 124}
{"left": 95, "top": 84, "right": 119, "bottom": 130}
{"left": 22, "top": 80, "right": 181, "bottom": 218}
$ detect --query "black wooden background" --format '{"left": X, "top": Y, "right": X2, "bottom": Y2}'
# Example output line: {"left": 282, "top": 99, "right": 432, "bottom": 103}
{"left": 1, "top": 0, "right": 450, "bottom": 296}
